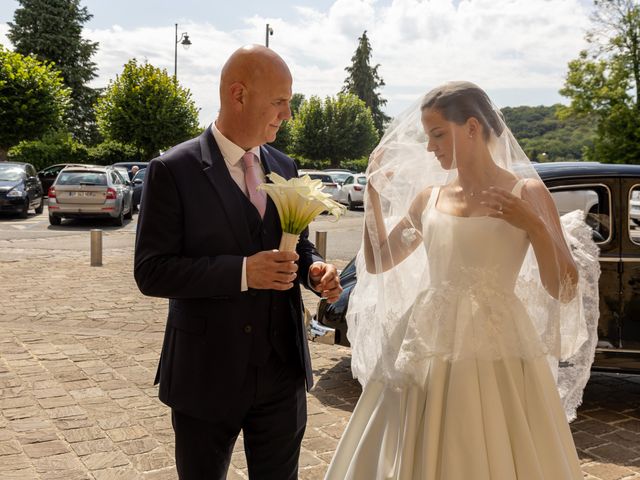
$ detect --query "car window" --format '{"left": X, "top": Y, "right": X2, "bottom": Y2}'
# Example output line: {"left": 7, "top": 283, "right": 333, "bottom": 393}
{"left": 550, "top": 185, "right": 611, "bottom": 244}
{"left": 26, "top": 165, "right": 36, "bottom": 177}
{"left": 308, "top": 173, "right": 333, "bottom": 183}
{"left": 357, "top": 176, "right": 367, "bottom": 185}
{"left": 133, "top": 169, "right": 146, "bottom": 181}
{"left": 343, "top": 176, "right": 354, "bottom": 185}
{"left": 629, "top": 186, "right": 640, "bottom": 245}
{"left": 57, "top": 172, "right": 108, "bottom": 186}
{"left": 111, "top": 171, "right": 122, "bottom": 184}
{"left": 0, "top": 165, "right": 25, "bottom": 182}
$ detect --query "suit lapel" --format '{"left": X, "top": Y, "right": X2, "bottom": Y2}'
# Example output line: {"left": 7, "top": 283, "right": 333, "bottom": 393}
{"left": 199, "top": 128, "right": 253, "bottom": 253}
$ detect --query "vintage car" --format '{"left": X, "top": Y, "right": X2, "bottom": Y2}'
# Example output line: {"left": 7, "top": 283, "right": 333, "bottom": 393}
{"left": 309, "top": 162, "right": 640, "bottom": 373}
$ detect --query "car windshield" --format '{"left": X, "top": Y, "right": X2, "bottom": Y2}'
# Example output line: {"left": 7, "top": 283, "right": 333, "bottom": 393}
{"left": 0, "top": 165, "right": 25, "bottom": 181}
{"left": 328, "top": 172, "right": 351, "bottom": 184}
{"left": 357, "top": 176, "right": 367, "bottom": 185}
{"left": 57, "top": 171, "right": 107, "bottom": 186}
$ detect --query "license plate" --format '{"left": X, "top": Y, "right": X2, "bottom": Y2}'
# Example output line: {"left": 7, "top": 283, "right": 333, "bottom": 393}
{"left": 69, "top": 192, "right": 96, "bottom": 197}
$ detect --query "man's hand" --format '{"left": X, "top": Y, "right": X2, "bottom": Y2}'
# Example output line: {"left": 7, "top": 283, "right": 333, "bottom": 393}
{"left": 309, "top": 262, "right": 343, "bottom": 303}
{"left": 247, "top": 250, "right": 299, "bottom": 290}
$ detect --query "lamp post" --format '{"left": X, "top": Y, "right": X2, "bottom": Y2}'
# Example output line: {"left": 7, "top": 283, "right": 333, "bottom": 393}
{"left": 265, "top": 23, "right": 273, "bottom": 47}
{"left": 174, "top": 23, "right": 192, "bottom": 82}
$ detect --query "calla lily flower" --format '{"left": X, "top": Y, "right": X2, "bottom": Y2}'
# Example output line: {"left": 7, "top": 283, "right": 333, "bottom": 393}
{"left": 258, "top": 173, "right": 346, "bottom": 237}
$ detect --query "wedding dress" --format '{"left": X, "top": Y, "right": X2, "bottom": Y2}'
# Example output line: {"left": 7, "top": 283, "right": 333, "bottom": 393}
{"left": 326, "top": 82, "right": 600, "bottom": 480}
{"left": 325, "top": 182, "right": 585, "bottom": 480}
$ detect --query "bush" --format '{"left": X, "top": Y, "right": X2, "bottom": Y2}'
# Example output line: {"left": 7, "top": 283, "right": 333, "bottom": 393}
{"left": 8, "top": 131, "right": 88, "bottom": 170}
{"left": 88, "top": 140, "right": 140, "bottom": 165}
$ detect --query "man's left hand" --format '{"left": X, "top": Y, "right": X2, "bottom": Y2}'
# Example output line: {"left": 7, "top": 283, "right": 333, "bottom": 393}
{"left": 309, "top": 262, "right": 343, "bottom": 303}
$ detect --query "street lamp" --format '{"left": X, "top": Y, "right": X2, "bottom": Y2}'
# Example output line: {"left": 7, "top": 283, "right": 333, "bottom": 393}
{"left": 174, "top": 23, "right": 192, "bottom": 82}
{"left": 265, "top": 23, "right": 273, "bottom": 47}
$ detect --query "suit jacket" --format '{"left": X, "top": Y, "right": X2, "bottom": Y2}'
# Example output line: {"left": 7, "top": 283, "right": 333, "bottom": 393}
{"left": 134, "top": 127, "right": 322, "bottom": 421}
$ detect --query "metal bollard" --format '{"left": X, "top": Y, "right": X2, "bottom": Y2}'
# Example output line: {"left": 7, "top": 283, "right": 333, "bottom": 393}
{"left": 90, "top": 229, "right": 103, "bottom": 266}
{"left": 315, "top": 231, "right": 327, "bottom": 259}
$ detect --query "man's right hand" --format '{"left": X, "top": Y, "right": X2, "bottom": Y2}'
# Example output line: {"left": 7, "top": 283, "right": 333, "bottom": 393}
{"left": 246, "top": 250, "right": 299, "bottom": 290}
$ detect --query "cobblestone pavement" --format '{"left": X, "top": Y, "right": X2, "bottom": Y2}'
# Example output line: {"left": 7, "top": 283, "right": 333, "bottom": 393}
{"left": 0, "top": 236, "right": 639, "bottom": 479}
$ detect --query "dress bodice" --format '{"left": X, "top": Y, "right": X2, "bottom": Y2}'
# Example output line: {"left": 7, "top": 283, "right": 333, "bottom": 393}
{"left": 422, "top": 182, "right": 530, "bottom": 292}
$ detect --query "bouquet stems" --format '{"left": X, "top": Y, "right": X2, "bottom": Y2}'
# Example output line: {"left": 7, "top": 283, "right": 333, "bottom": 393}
{"left": 279, "top": 232, "right": 300, "bottom": 252}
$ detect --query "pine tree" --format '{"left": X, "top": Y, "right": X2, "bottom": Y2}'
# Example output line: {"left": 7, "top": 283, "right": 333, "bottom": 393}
{"left": 342, "top": 31, "right": 390, "bottom": 136}
{"left": 8, "top": 0, "right": 100, "bottom": 143}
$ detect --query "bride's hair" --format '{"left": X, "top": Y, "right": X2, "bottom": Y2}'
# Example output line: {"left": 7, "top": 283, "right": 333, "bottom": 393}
{"left": 420, "top": 81, "right": 505, "bottom": 140}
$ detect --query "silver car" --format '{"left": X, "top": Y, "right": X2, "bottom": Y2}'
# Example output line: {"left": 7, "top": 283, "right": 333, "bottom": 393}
{"left": 47, "top": 166, "right": 133, "bottom": 226}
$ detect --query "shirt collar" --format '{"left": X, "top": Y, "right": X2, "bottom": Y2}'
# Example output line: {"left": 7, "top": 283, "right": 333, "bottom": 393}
{"left": 211, "top": 122, "right": 261, "bottom": 166}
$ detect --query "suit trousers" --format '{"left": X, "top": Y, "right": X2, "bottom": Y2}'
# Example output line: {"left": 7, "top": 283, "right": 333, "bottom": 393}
{"left": 172, "top": 351, "right": 307, "bottom": 480}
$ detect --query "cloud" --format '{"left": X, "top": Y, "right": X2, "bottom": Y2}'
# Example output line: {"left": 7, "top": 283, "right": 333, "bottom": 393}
{"left": 2, "top": 0, "right": 592, "bottom": 124}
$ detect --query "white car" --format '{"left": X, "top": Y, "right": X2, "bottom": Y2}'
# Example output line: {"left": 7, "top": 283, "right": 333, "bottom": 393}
{"left": 335, "top": 173, "right": 367, "bottom": 210}
{"left": 298, "top": 169, "right": 340, "bottom": 201}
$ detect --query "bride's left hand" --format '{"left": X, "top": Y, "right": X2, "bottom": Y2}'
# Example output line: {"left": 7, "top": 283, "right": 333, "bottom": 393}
{"left": 479, "top": 187, "right": 541, "bottom": 232}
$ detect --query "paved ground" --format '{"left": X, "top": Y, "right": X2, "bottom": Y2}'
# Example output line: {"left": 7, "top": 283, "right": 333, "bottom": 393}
{"left": 0, "top": 226, "right": 639, "bottom": 479}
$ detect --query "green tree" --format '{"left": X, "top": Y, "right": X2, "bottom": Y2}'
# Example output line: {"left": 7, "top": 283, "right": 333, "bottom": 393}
{"left": 0, "top": 46, "right": 70, "bottom": 161}
{"left": 8, "top": 0, "right": 100, "bottom": 143}
{"left": 96, "top": 59, "right": 200, "bottom": 160}
{"left": 501, "top": 105, "right": 596, "bottom": 161}
{"left": 559, "top": 0, "right": 640, "bottom": 163}
{"left": 269, "top": 93, "right": 306, "bottom": 152}
{"left": 291, "top": 93, "right": 378, "bottom": 167}
{"left": 342, "top": 31, "right": 390, "bottom": 136}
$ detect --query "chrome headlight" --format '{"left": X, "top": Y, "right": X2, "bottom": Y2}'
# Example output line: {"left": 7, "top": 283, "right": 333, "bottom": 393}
{"left": 6, "top": 188, "right": 25, "bottom": 198}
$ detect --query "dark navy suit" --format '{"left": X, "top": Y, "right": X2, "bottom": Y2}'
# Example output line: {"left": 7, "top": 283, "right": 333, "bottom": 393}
{"left": 134, "top": 127, "right": 322, "bottom": 479}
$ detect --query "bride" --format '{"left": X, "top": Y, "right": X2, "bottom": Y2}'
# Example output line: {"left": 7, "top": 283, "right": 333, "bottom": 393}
{"left": 325, "top": 82, "right": 600, "bottom": 479}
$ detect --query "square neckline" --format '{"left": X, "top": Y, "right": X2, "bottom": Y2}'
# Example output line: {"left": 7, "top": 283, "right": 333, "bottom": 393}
{"left": 431, "top": 179, "right": 526, "bottom": 219}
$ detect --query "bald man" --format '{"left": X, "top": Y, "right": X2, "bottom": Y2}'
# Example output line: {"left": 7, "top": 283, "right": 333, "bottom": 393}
{"left": 134, "top": 45, "right": 342, "bottom": 479}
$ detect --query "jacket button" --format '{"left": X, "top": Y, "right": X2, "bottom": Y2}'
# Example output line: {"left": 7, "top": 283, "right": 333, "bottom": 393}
{"left": 243, "top": 325, "right": 252, "bottom": 334}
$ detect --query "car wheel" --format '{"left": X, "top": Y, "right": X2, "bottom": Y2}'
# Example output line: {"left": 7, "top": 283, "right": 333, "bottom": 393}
{"left": 49, "top": 214, "right": 61, "bottom": 226}
{"left": 19, "top": 199, "right": 29, "bottom": 218}
{"left": 348, "top": 195, "right": 356, "bottom": 211}
{"left": 34, "top": 196, "right": 44, "bottom": 214}
{"left": 113, "top": 208, "right": 124, "bottom": 226}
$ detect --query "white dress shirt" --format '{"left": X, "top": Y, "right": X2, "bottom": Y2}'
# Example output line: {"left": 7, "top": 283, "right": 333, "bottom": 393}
{"left": 211, "top": 122, "right": 265, "bottom": 292}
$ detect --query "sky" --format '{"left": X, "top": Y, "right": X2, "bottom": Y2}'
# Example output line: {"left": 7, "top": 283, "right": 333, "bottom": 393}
{"left": 0, "top": 0, "right": 595, "bottom": 126}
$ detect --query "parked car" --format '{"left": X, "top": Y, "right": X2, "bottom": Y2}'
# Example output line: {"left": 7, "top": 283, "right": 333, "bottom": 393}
{"left": 310, "top": 162, "right": 640, "bottom": 373}
{"left": 323, "top": 169, "right": 354, "bottom": 185}
{"left": 112, "top": 165, "right": 133, "bottom": 186}
{"left": 334, "top": 173, "right": 367, "bottom": 210}
{"left": 37, "top": 163, "right": 87, "bottom": 196}
{"left": 111, "top": 161, "right": 149, "bottom": 180}
{"left": 298, "top": 169, "right": 340, "bottom": 201}
{"left": 131, "top": 168, "right": 146, "bottom": 210}
{"left": 0, "top": 162, "right": 44, "bottom": 218}
{"left": 47, "top": 165, "right": 133, "bottom": 226}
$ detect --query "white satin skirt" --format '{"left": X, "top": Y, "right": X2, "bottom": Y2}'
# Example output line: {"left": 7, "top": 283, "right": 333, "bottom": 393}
{"left": 325, "top": 356, "right": 583, "bottom": 480}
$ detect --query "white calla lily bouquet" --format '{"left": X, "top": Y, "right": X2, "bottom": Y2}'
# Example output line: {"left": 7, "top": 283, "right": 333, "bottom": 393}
{"left": 258, "top": 173, "right": 346, "bottom": 251}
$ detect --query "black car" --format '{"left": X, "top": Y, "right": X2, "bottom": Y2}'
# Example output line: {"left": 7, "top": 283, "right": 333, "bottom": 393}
{"left": 37, "top": 163, "right": 87, "bottom": 196}
{"left": 0, "top": 162, "right": 44, "bottom": 218}
{"left": 131, "top": 168, "right": 146, "bottom": 210}
{"left": 112, "top": 162, "right": 149, "bottom": 180}
{"left": 310, "top": 162, "right": 640, "bottom": 373}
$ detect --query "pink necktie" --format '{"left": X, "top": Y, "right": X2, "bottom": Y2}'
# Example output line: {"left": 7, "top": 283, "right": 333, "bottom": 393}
{"left": 242, "top": 152, "right": 267, "bottom": 218}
